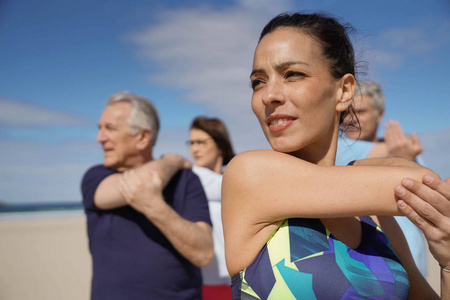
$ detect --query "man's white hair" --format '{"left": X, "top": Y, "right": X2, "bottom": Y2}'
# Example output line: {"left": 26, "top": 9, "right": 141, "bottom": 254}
{"left": 107, "top": 91, "right": 160, "bottom": 146}
{"left": 356, "top": 81, "right": 385, "bottom": 116}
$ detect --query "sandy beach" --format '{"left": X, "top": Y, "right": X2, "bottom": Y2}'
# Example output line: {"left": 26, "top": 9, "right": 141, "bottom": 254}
{"left": 0, "top": 211, "right": 91, "bottom": 300}
{"left": 0, "top": 211, "right": 441, "bottom": 299}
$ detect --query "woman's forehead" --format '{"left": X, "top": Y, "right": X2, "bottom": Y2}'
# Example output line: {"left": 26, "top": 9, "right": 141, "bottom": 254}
{"left": 253, "top": 28, "right": 323, "bottom": 69}
{"left": 190, "top": 128, "right": 211, "bottom": 138}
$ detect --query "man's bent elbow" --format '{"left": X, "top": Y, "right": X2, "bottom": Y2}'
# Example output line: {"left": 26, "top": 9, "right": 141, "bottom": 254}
{"left": 194, "top": 247, "right": 214, "bottom": 268}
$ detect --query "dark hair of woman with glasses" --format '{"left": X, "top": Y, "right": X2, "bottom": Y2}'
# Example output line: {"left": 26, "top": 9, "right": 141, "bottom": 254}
{"left": 188, "top": 116, "right": 235, "bottom": 172}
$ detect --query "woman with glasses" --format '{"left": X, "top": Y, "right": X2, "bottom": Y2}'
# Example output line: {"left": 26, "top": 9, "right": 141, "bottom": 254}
{"left": 187, "top": 116, "right": 235, "bottom": 300}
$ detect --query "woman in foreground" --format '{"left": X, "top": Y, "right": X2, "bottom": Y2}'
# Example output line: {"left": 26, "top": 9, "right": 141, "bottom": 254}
{"left": 222, "top": 13, "right": 450, "bottom": 299}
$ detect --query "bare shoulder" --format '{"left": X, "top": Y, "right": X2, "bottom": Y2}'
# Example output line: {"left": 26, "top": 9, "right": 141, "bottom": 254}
{"left": 226, "top": 149, "right": 301, "bottom": 166}
{"left": 224, "top": 150, "right": 311, "bottom": 183}
{"left": 223, "top": 150, "right": 307, "bottom": 203}
{"left": 223, "top": 150, "right": 273, "bottom": 190}
{"left": 222, "top": 150, "right": 286, "bottom": 275}
{"left": 225, "top": 149, "right": 281, "bottom": 169}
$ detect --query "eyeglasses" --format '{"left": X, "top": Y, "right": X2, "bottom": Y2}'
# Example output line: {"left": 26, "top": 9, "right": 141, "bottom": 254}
{"left": 185, "top": 138, "right": 213, "bottom": 147}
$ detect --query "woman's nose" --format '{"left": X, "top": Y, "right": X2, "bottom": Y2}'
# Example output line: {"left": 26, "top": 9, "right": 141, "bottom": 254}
{"left": 261, "top": 81, "right": 285, "bottom": 106}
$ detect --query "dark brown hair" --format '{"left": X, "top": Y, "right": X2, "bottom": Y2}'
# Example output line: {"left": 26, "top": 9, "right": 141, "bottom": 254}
{"left": 190, "top": 116, "right": 235, "bottom": 165}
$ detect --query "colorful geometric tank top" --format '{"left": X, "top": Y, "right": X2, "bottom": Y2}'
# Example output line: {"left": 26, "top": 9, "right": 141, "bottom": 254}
{"left": 231, "top": 217, "right": 409, "bottom": 299}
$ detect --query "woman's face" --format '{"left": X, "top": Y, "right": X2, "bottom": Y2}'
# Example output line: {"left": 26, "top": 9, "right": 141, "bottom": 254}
{"left": 251, "top": 27, "right": 343, "bottom": 161}
{"left": 189, "top": 128, "right": 223, "bottom": 173}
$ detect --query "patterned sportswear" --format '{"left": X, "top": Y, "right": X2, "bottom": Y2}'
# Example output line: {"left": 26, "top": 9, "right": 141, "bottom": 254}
{"left": 231, "top": 216, "right": 409, "bottom": 299}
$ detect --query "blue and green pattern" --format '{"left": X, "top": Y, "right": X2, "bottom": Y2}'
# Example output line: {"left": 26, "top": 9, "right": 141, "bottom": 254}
{"left": 231, "top": 217, "right": 409, "bottom": 299}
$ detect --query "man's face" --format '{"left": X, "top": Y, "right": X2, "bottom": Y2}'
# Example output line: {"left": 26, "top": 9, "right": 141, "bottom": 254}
{"left": 96, "top": 102, "right": 141, "bottom": 171}
{"left": 344, "top": 94, "right": 382, "bottom": 142}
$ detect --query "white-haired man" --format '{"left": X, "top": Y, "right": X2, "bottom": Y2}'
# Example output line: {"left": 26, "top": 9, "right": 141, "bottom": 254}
{"left": 81, "top": 92, "right": 213, "bottom": 300}
{"left": 336, "top": 81, "right": 428, "bottom": 277}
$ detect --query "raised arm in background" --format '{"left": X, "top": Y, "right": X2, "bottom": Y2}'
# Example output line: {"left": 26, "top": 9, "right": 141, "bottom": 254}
{"left": 94, "top": 153, "right": 191, "bottom": 210}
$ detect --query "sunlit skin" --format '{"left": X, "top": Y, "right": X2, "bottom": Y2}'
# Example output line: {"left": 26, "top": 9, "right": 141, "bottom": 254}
{"left": 96, "top": 102, "right": 149, "bottom": 171}
{"left": 223, "top": 27, "right": 364, "bottom": 276}
{"left": 250, "top": 27, "right": 352, "bottom": 165}
{"left": 344, "top": 94, "right": 383, "bottom": 142}
{"left": 223, "top": 24, "right": 447, "bottom": 300}
{"left": 189, "top": 128, "right": 223, "bottom": 174}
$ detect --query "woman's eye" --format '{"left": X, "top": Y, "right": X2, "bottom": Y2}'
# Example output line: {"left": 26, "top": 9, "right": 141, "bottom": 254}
{"left": 285, "top": 71, "right": 305, "bottom": 79}
{"left": 250, "top": 79, "right": 263, "bottom": 90}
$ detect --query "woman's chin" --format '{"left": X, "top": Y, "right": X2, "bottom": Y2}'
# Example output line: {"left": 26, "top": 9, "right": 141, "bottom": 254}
{"left": 270, "top": 143, "right": 299, "bottom": 154}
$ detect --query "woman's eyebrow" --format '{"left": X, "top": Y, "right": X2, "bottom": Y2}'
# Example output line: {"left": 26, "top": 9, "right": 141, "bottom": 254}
{"left": 275, "top": 61, "right": 309, "bottom": 71}
{"left": 250, "top": 69, "right": 264, "bottom": 78}
{"left": 250, "top": 61, "right": 310, "bottom": 78}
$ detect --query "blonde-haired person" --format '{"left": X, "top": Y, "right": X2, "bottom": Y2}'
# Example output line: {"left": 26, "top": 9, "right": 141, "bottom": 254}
{"left": 187, "top": 116, "right": 235, "bottom": 300}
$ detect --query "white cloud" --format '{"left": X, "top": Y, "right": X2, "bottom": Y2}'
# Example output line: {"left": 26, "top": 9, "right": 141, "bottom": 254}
{"left": 127, "top": 5, "right": 282, "bottom": 154}
{"left": 380, "top": 28, "right": 436, "bottom": 54}
{"left": 130, "top": 7, "right": 262, "bottom": 111}
{"left": 363, "top": 18, "right": 450, "bottom": 72}
{"left": 0, "top": 98, "right": 89, "bottom": 127}
{"left": 355, "top": 46, "right": 404, "bottom": 73}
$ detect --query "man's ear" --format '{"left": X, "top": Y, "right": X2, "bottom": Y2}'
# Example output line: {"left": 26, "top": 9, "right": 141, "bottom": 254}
{"left": 136, "top": 129, "right": 152, "bottom": 150}
{"left": 336, "top": 74, "right": 356, "bottom": 112}
{"left": 376, "top": 108, "right": 385, "bottom": 125}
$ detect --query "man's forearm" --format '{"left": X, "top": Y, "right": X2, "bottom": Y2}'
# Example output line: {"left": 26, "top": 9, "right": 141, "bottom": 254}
{"left": 142, "top": 199, "right": 213, "bottom": 268}
{"left": 94, "top": 154, "right": 188, "bottom": 210}
{"left": 140, "top": 154, "right": 190, "bottom": 187}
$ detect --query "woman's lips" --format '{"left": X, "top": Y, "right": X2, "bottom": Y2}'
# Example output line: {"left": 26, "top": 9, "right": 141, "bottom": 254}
{"left": 267, "top": 116, "right": 295, "bottom": 133}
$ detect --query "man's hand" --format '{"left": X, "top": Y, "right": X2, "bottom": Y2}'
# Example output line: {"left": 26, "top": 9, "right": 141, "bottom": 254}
{"left": 384, "top": 119, "right": 423, "bottom": 160}
{"left": 160, "top": 153, "right": 192, "bottom": 170}
{"left": 118, "top": 169, "right": 164, "bottom": 215}
{"left": 118, "top": 167, "right": 213, "bottom": 268}
{"left": 94, "top": 153, "right": 190, "bottom": 210}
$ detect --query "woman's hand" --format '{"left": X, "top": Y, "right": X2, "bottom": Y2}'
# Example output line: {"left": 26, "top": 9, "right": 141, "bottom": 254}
{"left": 395, "top": 174, "right": 450, "bottom": 268}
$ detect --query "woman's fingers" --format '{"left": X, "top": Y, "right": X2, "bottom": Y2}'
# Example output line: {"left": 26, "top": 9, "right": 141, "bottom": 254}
{"left": 395, "top": 183, "right": 436, "bottom": 232}
{"left": 396, "top": 175, "right": 450, "bottom": 266}
{"left": 422, "top": 175, "right": 450, "bottom": 205}
{"left": 401, "top": 175, "right": 450, "bottom": 218}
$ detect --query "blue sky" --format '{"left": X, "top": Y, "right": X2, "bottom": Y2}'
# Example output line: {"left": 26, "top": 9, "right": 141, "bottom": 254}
{"left": 1, "top": 0, "right": 449, "bottom": 204}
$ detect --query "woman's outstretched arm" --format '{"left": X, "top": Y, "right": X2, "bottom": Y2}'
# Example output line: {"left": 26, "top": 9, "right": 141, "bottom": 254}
{"left": 222, "top": 150, "right": 438, "bottom": 222}
{"left": 222, "top": 150, "right": 438, "bottom": 275}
